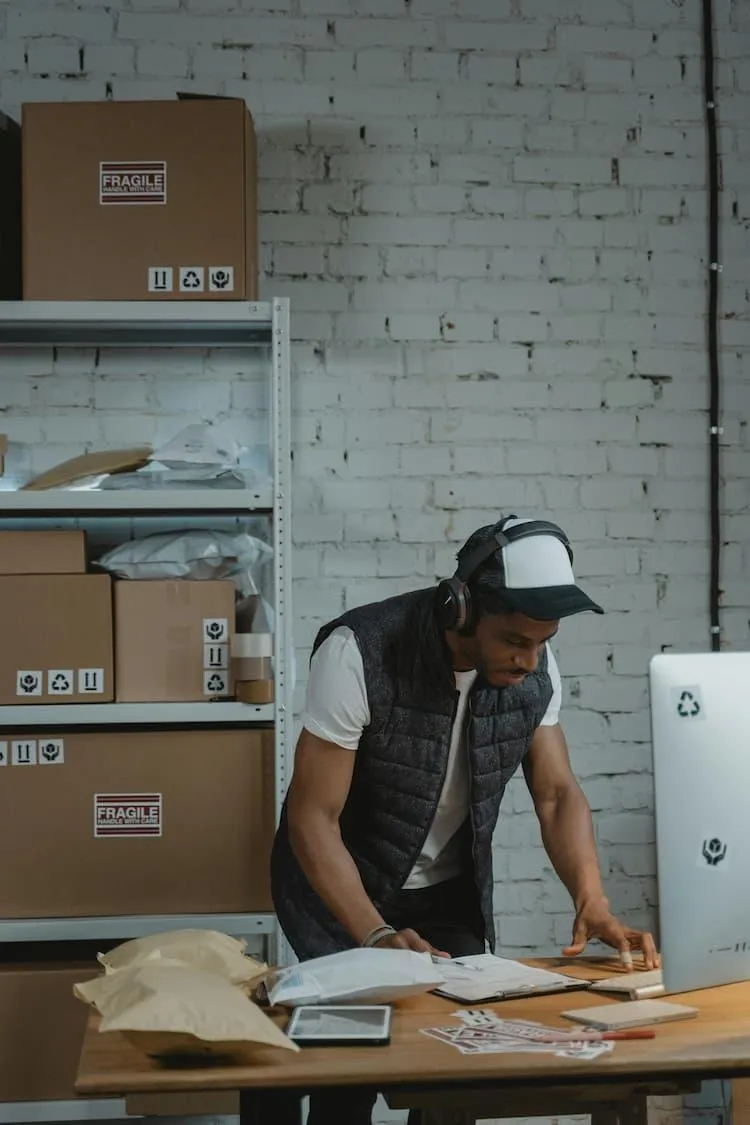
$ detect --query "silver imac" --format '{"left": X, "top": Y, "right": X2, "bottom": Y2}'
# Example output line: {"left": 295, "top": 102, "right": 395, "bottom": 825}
{"left": 650, "top": 651, "right": 750, "bottom": 994}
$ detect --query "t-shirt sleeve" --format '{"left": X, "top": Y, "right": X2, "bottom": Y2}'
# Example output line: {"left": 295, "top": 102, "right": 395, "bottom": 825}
{"left": 301, "top": 626, "right": 371, "bottom": 751}
{"left": 539, "top": 644, "right": 562, "bottom": 727}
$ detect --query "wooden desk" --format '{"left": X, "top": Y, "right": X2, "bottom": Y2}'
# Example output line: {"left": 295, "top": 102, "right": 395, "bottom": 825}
{"left": 75, "top": 959, "right": 750, "bottom": 1125}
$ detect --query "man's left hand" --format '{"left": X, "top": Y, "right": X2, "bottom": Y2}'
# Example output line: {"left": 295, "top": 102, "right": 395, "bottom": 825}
{"left": 563, "top": 896, "right": 660, "bottom": 970}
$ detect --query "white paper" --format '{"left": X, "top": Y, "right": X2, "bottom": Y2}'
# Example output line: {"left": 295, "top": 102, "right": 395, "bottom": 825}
{"left": 433, "top": 954, "right": 583, "bottom": 1003}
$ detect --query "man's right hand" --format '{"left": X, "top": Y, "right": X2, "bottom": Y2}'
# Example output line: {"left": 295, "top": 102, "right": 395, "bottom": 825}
{"left": 374, "top": 928, "right": 450, "bottom": 958}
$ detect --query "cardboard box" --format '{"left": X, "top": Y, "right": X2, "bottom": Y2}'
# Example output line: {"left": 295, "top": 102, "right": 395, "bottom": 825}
{"left": 0, "top": 729, "right": 275, "bottom": 917}
{"left": 22, "top": 98, "right": 257, "bottom": 301}
{"left": 0, "top": 960, "right": 98, "bottom": 1101}
{"left": 115, "top": 579, "right": 236, "bottom": 702}
{"left": 0, "top": 530, "right": 86, "bottom": 575}
{"left": 0, "top": 574, "right": 113, "bottom": 705}
{"left": 127, "top": 1092, "right": 240, "bottom": 1117}
{"left": 23, "top": 447, "right": 152, "bottom": 491}
{"left": 0, "top": 112, "right": 21, "bottom": 300}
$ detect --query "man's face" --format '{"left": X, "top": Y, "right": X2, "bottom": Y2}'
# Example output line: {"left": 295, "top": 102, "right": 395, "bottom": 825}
{"left": 470, "top": 611, "right": 559, "bottom": 688}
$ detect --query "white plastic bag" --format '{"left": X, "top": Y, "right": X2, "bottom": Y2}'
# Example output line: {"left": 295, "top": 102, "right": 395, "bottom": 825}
{"left": 265, "top": 948, "right": 445, "bottom": 1008}
{"left": 152, "top": 423, "right": 240, "bottom": 469}
{"left": 96, "top": 531, "right": 272, "bottom": 596}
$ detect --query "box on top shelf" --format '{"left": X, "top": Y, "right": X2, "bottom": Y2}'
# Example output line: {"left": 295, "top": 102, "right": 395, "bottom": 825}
{"left": 22, "top": 96, "right": 258, "bottom": 301}
{"left": 0, "top": 530, "right": 86, "bottom": 575}
{"left": 0, "top": 728, "right": 275, "bottom": 917}
{"left": 114, "top": 579, "right": 237, "bottom": 702}
{"left": 0, "top": 574, "right": 114, "bottom": 705}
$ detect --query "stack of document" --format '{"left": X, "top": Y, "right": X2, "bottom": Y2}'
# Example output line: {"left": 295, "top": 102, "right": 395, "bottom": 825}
{"left": 433, "top": 954, "right": 590, "bottom": 1003}
{"left": 422, "top": 1008, "right": 613, "bottom": 1060}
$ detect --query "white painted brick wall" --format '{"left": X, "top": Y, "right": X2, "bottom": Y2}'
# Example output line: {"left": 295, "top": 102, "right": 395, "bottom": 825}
{"left": 1, "top": 3, "right": 748, "bottom": 1120}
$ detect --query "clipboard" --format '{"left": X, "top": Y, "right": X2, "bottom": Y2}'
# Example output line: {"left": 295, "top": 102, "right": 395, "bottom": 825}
{"left": 432, "top": 954, "right": 593, "bottom": 1004}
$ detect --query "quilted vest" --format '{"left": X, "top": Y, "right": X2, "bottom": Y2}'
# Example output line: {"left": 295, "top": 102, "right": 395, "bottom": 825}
{"left": 271, "top": 587, "right": 553, "bottom": 960}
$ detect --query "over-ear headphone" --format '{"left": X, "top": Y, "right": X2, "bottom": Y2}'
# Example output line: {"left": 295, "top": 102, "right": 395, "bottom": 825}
{"left": 435, "top": 515, "right": 573, "bottom": 634}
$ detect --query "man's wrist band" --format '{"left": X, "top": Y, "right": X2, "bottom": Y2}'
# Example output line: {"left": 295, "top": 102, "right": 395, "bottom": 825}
{"left": 361, "top": 924, "right": 396, "bottom": 948}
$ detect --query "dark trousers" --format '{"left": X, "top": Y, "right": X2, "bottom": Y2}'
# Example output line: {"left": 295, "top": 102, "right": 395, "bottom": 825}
{"left": 306, "top": 874, "right": 485, "bottom": 1125}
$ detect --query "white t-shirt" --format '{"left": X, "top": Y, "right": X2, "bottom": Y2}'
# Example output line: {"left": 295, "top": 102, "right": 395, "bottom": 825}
{"left": 302, "top": 626, "right": 562, "bottom": 889}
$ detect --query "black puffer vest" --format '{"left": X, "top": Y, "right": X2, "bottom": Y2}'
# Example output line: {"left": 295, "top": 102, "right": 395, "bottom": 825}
{"left": 271, "top": 588, "right": 553, "bottom": 959}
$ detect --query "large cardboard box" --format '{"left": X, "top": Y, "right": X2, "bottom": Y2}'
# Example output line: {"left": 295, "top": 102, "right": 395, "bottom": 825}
{"left": 0, "top": 111, "right": 21, "bottom": 300}
{"left": 0, "top": 959, "right": 99, "bottom": 1101}
{"left": 0, "top": 574, "right": 114, "bottom": 705}
{"left": 22, "top": 98, "right": 257, "bottom": 301}
{"left": 0, "top": 729, "right": 274, "bottom": 917}
{"left": 0, "top": 530, "right": 86, "bottom": 575}
{"left": 115, "top": 579, "right": 236, "bottom": 702}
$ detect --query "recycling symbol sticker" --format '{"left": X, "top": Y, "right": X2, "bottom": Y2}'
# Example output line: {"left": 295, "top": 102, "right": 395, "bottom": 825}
{"left": 179, "top": 266, "right": 204, "bottom": 292}
{"left": 49, "top": 670, "right": 73, "bottom": 696}
{"left": 203, "top": 671, "right": 229, "bottom": 697}
{"left": 671, "top": 685, "right": 704, "bottom": 721}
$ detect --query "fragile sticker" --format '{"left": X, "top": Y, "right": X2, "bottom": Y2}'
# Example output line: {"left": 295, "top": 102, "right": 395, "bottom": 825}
{"left": 95, "top": 794, "right": 162, "bottom": 838}
{"left": 79, "top": 669, "right": 105, "bottom": 695}
{"left": 12, "top": 740, "right": 37, "bottom": 766}
{"left": 208, "top": 266, "right": 234, "bottom": 293}
{"left": 16, "top": 671, "right": 42, "bottom": 697}
{"left": 203, "top": 618, "right": 229, "bottom": 643}
{"left": 100, "top": 161, "right": 167, "bottom": 205}
{"left": 38, "top": 739, "right": 64, "bottom": 765}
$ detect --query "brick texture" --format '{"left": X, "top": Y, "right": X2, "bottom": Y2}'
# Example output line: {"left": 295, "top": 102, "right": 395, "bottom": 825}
{"left": 0, "top": 6, "right": 748, "bottom": 1119}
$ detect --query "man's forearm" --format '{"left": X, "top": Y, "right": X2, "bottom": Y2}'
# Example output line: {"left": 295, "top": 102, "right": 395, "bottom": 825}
{"left": 536, "top": 784, "right": 605, "bottom": 908}
{"left": 289, "top": 815, "right": 385, "bottom": 944}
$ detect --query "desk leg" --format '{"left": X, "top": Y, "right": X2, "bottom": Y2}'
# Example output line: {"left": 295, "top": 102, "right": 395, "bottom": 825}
{"left": 592, "top": 1093, "right": 648, "bottom": 1125}
{"left": 419, "top": 1111, "right": 474, "bottom": 1125}
{"left": 239, "top": 1089, "right": 302, "bottom": 1125}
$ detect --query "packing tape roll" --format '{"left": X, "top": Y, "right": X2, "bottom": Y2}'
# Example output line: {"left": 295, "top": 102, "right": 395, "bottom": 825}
{"left": 231, "top": 633, "right": 273, "bottom": 658}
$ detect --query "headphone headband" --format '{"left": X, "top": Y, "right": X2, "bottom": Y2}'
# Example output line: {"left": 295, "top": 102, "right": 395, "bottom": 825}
{"left": 455, "top": 517, "right": 573, "bottom": 585}
{"left": 435, "top": 516, "right": 573, "bottom": 635}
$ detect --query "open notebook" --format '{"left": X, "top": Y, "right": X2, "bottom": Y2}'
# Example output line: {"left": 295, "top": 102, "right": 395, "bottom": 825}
{"left": 433, "top": 955, "right": 591, "bottom": 1004}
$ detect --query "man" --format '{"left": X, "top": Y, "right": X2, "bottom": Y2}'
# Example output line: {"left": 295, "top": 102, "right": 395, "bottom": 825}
{"left": 271, "top": 515, "right": 658, "bottom": 1125}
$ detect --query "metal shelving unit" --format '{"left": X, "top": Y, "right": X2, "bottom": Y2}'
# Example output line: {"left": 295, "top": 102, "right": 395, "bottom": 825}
{"left": 0, "top": 912, "right": 276, "bottom": 944}
{"left": 0, "top": 701, "right": 274, "bottom": 728}
{"left": 0, "top": 487, "right": 273, "bottom": 513}
{"left": 0, "top": 300, "right": 292, "bottom": 1121}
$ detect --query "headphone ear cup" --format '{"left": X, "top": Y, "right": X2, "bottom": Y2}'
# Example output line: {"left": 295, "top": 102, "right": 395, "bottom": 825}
{"left": 457, "top": 583, "right": 475, "bottom": 636}
{"left": 436, "top": 577, "right": 464, "bottom": 633}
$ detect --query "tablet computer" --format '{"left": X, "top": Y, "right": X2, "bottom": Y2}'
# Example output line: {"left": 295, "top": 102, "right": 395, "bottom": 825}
{"left": 286, "top": 1004, "right": 392, "bottom": 1046}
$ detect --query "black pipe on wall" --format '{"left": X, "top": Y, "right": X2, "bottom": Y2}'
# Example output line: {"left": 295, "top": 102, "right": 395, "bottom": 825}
{"left": 700, "top": 0, "right": 722, "bottom": 652}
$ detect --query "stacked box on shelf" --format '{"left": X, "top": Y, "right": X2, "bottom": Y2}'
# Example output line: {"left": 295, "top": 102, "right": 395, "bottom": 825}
{"left": 0, "top": 531, "right": 114, "bottom": 706}
{"left": 114, "top": 578, "right": 237, "bottom": 702}
{"left": 1, "top": 728, "right": 275, "bottom": 918}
